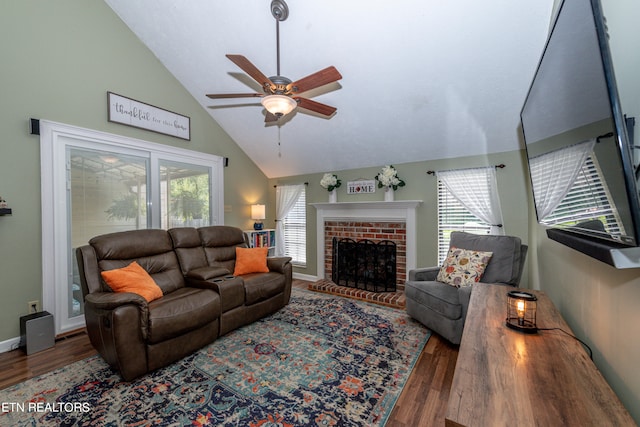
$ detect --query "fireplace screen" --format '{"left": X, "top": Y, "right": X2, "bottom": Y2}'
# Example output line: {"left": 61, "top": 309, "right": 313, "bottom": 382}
{"left": 332, "top": 237, "right": 396, "bottom": 292}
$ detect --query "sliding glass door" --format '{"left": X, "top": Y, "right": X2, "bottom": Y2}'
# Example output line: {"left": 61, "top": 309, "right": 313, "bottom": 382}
{"left": 160, "top": 160, "right": 211, "bottom": 229}
{"left": 41, "top": 121, "right": 224, "bottom": 335}
{"left": 68, "top": 148, "right": 150, "bottom": 319}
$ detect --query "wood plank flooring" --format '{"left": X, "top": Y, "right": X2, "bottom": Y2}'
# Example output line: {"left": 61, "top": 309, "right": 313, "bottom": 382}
{"left": 0, "top": 280, "right": 458, "bottom": 426}
{"left": 0, "top": 330, "right": 96, "bottom": 390}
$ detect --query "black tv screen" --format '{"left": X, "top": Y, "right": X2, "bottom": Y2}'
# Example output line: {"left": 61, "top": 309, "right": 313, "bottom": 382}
{"left": 521, "top": 0, "right": 640, "bottom": 264}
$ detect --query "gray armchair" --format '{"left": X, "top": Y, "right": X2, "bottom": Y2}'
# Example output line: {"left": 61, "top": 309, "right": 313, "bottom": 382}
{"left": 405, "top": 232, "right": 527, "bottom": 344}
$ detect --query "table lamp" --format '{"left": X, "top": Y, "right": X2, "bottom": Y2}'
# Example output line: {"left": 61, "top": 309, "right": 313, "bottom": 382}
{"left": 505, "top": 290, "right": 538, "bottom": 333}
{"left": 251, "top": 204, "right": 265, "bottom": 230}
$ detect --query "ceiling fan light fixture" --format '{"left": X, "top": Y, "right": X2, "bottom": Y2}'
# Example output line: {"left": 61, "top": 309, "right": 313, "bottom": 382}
{"left": 206, "top": 0, "right": 340, "bottom": 122}
{"left": 261, "top": 94, "right": 297, "bottom": 117}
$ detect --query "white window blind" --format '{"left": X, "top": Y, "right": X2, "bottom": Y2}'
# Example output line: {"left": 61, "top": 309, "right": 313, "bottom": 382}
{"left": 437, "top": 180, "right": 490, "bottom": 264}
{"left": 282, "top": 187, "right": 307, "bottom": 266}
{"left": 529, "top": 139, "right": 595, "bottom": 220}
{"left": 540, "top": 155, "right": 623, "bottom": 234}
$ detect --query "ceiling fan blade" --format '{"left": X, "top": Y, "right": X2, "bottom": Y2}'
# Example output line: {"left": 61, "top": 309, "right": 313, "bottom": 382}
{"left": 288, "top": 66, "right": 342, "bottom": 94}
{"left": 206, "top": 93, "right": 263, "bottom": 99}
{"left": 226, "top": 54, "right": 274, "bottom": 90}
{"left": 265, "top": 112, "right": 279, "bottom": 123}
{"left": 294, "top": 97, "right": 337, "bottom": 116}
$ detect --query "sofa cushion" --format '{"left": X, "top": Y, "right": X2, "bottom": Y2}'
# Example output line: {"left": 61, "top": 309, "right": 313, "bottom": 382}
{"left": 147, "top": 287, "right": 220, "bottom": 344}
{"left": 437, "top": 246, "right": 493, "bottom": 288}
{"left": 100, "top": 253, "right": 185, "bottom": 295}
{"left": 101, "top": 261, "right": 163, "bottom": 302}
{"left": 233, "top": 247, "right": 269, "bottom": 275}
{"left": 90, "top": 229, "right": 173, "bottom": 260}
{"left": 243, "top": 272, "right": 285, "bottom": 305}
{"left": 91, "top": 229, "right": 186, "bottom": 294}
{"left": 199, "top": 226, "right": 247, "bottom": 272}
{"left": 169, "top": 227, "right": 208, "bottom": 275}
{"left": 199, "top": 225, "right": 247, "bottom": 247}
{"left": 449, "top": 232, "right": 523, "bottom": 285}
{"left": 405, "top": 280, "right": 462, "bottom": 320}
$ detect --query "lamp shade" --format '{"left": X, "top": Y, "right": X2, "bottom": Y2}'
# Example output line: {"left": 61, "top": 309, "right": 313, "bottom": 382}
{"left": 261, "top": 95, "right": 297, "bottom": 116}
{"left": 251, "top": 204, "right": 266, "bottom": 220}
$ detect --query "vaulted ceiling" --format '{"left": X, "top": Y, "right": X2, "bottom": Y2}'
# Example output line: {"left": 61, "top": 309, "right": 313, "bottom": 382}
{"left": 105, "top": 0, "right": 554, "bottom": 178}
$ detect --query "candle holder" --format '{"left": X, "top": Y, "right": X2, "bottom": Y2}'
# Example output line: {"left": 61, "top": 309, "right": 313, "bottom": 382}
{"left": 506, "top": 291, "right": 538, "bottom": 333}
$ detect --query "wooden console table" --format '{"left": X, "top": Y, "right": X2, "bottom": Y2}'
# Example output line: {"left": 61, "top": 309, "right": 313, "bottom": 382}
{"left": 445, "top": 284, "right": 634, "bottom": 427}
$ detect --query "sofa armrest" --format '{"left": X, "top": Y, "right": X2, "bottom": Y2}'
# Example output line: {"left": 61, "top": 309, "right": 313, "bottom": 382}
{"left": 184, "top": 276, "right": 225, "bottom": 292}
{"left": 409, "top": 266, "right": 440, "bottom": 281}
{"left": 458, "top": 286, "right": 473, "bottom": 325}
{"left": 84, "top": 291, "right": 149, "bottom": 339}
{"left": 267, "top": 256, "right": 292, "bottom": 274}
{"left": 85, "top": 291, "right": 147, "bottom": 310}
{"left": 82, "top": 291, "right": 150, "bottom": 380}
{"left": 186, "top": 266, "right": 230, "bottom": 281}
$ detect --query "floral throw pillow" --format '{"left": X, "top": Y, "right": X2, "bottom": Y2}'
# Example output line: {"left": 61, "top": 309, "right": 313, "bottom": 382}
{"left": 436, "top": 246, "right": 493, "bottom": 288}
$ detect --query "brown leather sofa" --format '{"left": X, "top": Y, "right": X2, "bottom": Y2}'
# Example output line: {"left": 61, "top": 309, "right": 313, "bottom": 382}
{"left": 76, "top": 226, "right": 292, "bottom": 381}
{"left": 169, "top": 226, "right": 293, "bottom": 335}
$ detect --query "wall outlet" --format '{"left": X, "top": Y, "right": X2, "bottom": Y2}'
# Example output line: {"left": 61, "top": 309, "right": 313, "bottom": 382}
{"left": 28, "top": 300, "right": 40, "bottom": 314}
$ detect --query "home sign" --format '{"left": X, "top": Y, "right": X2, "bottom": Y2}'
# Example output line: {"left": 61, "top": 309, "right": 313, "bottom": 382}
{"left": 347, "top": 179, "right": 376, "bottom": 194}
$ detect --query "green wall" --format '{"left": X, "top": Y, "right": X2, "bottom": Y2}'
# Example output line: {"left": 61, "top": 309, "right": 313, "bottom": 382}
{"left": 1, "top": 0, "right": 638, "bottom": 423}
{"left": 530, "top": 1, "right": 640, "bottom": 422}
{"left": 268, "top": 149, "right": 530, "bottom": 285}
{"left": 0, "top": 1, "right": 268, "bottom": 342}
{"left": 530, "top": 224, "right": 640, "bottom": 423}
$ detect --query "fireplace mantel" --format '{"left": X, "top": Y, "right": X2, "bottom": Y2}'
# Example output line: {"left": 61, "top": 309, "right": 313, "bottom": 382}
{"left": 311, "top": 200, "right": 422, "bottom": 211}
{"left": 310, "top": 200, "right": 422, "bottom": 280}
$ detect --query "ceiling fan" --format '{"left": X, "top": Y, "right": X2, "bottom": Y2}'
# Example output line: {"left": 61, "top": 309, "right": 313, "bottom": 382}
{"left": 206, "top": 0, "right": 342, "bottom": 123}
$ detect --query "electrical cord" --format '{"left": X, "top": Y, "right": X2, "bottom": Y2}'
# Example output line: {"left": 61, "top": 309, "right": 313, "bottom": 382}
{"left": 538, "top": 327, "right": 593, "bottom": 360}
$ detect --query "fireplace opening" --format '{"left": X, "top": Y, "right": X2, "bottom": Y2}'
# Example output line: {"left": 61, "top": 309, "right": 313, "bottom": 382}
{"left": 332, "top": 237, "right": 397, "bottom": 292}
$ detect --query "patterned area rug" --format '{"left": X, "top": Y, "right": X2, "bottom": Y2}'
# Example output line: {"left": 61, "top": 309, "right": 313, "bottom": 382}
{"left": 0, "top": 289, "right": 429, "bottom": 426}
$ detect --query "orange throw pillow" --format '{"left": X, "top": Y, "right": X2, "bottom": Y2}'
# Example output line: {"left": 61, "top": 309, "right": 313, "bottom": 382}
{"left": 233, "top": 247, "right": 270, "bottom": 275}
{"left": 101, "top": 261, "right": 163, "bottom": 302}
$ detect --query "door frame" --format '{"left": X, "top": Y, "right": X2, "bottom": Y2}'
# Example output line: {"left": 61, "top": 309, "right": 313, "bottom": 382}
{"left": 39, "top": 120, "right": 225, "bottom": 335}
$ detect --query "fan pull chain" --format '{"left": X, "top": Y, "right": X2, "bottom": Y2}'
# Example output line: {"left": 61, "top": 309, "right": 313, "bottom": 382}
{"left": 278, "top": 126, "right": 282, "bottom": 158}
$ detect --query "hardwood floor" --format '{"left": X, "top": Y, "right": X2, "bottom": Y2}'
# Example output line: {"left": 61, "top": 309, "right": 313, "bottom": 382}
{"left": 0, "top": 330, "right": 96, "bottom": 390}
{"left": 0, "top": 280, "right": 458, "bottom": 426}
{"left": 386, "top": 335, "right": 458, "bottom": 426}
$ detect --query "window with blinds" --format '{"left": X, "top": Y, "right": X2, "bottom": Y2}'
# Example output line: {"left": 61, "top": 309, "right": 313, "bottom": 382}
{"left": 540, "top": 155, "right": 623, "bottom": 234}
{"left": 438, "top": 180, "right": 490, "bottom": 264}
{"left": 283, "top": 187, "right": 307, "bottom": 266}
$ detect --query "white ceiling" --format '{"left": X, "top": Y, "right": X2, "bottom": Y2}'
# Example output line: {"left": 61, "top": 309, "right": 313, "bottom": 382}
{"left": 105, "top": 0, "right": 554, "bottom": 178}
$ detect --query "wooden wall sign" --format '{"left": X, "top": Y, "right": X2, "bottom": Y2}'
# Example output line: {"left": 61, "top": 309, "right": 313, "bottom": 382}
{"left": 107, "top": 92, "right": 190, "bottom": 140}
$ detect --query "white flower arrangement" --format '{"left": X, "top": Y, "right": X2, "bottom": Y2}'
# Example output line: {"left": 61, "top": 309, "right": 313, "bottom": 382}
{"left": 320, "top": 173, "right": 341, "bottom": 192}
{"left": 375, "top": 165, "right": 406, "bottom": 190}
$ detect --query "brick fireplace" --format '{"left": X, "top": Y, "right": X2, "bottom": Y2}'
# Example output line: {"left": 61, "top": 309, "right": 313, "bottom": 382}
{"left": 325, "top": 221, "right": 406, "bottom": 287}
{"left": 311, "top": 201, "right": 421, "bottom": 288}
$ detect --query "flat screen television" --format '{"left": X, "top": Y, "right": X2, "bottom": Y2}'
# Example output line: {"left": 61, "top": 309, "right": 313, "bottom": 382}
{"left": 521, "top": 0, "right": 640, "bottom": 268}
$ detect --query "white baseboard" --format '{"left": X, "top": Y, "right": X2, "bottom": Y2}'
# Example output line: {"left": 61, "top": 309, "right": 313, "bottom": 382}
{"left": 293, "top": 272, "right": 318, "bottom": 282}
{"left": 0, "top": 336, "right": 21, "bottom": 354}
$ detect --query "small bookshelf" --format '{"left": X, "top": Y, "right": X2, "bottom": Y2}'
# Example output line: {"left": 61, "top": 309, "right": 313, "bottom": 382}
{"left": 244, "top": 229, "right": 276, "bottom": 255}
